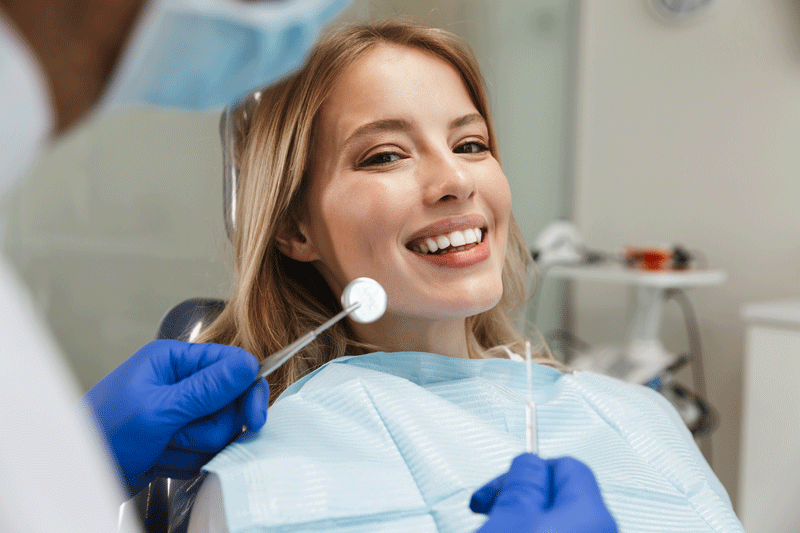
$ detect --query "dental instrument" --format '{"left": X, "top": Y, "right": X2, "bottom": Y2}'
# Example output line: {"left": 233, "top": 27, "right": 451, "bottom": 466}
{"left": 525, "top": 340, "right": 538, "bottom": 454}
{"left": 256, "top": 277, "right": 387, "bottom": 380}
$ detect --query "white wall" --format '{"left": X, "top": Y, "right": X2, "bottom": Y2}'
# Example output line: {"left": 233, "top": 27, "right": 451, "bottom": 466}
{"left": 573, "top": 0, "right": 800, "bottom": 506}
{"left": 1, "top": 108, "right": 232, "bottom": 390}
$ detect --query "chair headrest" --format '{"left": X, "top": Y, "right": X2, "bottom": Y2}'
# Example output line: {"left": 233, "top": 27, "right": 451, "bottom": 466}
{"left": 220, "top": 89, "right": 264, "bottom": 241}
{"left": 156, "top": 298, "right": 226, "bottom": 341}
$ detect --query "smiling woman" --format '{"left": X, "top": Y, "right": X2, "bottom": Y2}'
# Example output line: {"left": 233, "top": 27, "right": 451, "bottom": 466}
{"left": 287, "top": 42, "right": 512, "bottom": 356}
{"left": 185, "top": 18, "right": 744, "bottom": 533}
{"left": 194, "top": 19, "right": 553, "bottom": 401}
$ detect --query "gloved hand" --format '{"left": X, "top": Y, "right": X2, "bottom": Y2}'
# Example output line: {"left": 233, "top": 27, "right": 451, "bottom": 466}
{"left": 84, "top": 340, "right": 269, "bottom": 496}
{"left": 471, "top": 453, "right": 618, "bottom": 533}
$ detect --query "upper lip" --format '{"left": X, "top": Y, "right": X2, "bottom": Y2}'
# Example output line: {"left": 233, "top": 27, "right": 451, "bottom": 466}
{"left": 405, "top": 214, "right": 488, "bottom": 246}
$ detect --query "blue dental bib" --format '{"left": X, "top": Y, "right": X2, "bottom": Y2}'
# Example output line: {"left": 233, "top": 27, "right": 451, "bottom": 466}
{"left": 200, "top": 351, "right": 742, "bottom": 532}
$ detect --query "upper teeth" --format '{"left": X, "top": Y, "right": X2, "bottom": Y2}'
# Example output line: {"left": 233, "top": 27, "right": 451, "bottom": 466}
{"left": 414, "top": 228, "right": 483, "bottom": 254}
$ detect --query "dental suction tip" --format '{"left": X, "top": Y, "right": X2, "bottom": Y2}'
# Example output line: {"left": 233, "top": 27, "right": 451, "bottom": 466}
{"left": 340, "top": 277, "right": 387, "bottom": 323}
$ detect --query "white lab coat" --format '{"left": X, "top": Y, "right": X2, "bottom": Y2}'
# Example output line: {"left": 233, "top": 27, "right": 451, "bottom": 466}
{"left": 0, "top": 11, "right": 141, "bottom": 533}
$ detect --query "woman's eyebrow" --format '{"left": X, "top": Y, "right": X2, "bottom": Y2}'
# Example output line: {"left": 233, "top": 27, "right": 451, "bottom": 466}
{"left": 343, "top": 113, "right": 486, "bottom": 148}
{"left": 449, "top": 112, "right": 486, "bottom": 130}
{"left": 344, "top": 119, "right": 410, "bottom": 148}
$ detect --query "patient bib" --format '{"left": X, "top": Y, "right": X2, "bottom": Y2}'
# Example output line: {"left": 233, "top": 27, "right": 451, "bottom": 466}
{"left": 201, "top": 351, "right": 743, "bottom": 532}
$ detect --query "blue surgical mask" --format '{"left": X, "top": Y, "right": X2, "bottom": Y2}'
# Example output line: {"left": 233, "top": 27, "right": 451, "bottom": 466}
{"left": 98, "top": 0, "right": 349, "bottom": 111}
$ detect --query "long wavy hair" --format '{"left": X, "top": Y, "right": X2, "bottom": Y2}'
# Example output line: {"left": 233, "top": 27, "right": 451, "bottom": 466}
{"left": 196, "top": 19, "right": 561, "bottom": 403}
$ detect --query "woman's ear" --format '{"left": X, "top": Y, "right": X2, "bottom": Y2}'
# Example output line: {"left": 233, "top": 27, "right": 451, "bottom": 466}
{"left": 275, "top": 220, "right": 319, "bottom": 262}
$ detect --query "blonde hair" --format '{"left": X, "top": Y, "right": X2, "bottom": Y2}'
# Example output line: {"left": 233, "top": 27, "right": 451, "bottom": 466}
{"left": 197, "top": 19, "right": 562, "bottom": 403}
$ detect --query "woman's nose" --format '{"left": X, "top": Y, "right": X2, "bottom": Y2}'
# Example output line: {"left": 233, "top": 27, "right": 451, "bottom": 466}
{"left": 421, "top": 152, "right": 476, "bottom": 206}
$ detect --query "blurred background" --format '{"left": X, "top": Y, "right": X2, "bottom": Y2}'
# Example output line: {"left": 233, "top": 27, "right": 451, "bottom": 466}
{"left": 2, "top": 0, "right": 799, "bottom": 530}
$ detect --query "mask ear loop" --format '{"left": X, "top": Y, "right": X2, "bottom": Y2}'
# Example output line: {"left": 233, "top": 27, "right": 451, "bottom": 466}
{"left": 221, "top": 90, "right": 264, "bottom": 241}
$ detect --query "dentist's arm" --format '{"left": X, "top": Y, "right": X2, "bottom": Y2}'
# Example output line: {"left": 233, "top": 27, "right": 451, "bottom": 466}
{"left": 84, "top": 340, "right": 269, "bottom": 496}
{"left": 471, "top": 453, "right": 618, "bottom": 533}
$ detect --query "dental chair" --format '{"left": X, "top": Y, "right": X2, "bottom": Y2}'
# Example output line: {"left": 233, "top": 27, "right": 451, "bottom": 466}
{"left": 129, "top": 297, "right": 225, "bottom": 532}
{"left": 130, "top": 297, "right": 225, "bottom": 533}
{"left": 130, "top": 91, "right": 262, "bottom": 533}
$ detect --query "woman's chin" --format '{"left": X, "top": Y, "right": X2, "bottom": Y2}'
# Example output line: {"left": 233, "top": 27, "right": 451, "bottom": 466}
{"left": 414, "top": 296, "right": 502, "bottom": 320}
{"left": 382, "top": 276, "right": 504, "bottom": 321}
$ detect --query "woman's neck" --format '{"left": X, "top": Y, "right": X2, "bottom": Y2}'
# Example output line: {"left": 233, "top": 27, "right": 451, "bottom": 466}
{"left": 350, "top": 314, "right": 471, "bottom": 359}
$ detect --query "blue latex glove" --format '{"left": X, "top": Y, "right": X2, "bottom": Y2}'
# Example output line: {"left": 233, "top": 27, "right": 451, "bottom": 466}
{"left": 84, "top": 340, "right": 269, "bottom": 496}
{"left": 471, "top": 453, "right": 618, "bottom": 533}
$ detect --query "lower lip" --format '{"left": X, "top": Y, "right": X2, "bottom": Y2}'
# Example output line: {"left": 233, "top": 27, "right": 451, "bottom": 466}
{"left": 410, "top": 238, "right": 490, "bottom": 268}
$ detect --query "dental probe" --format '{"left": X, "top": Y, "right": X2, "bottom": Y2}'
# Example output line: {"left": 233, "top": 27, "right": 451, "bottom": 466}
{"left": 256, "top": 277, "right": 387, "bottom": 380}
{"left": 525, "top": 340, "right": 538, "bottom": 454}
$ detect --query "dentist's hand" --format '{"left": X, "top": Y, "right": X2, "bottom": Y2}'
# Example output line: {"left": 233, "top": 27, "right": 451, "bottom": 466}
{"left": 471, "top": 453, "right": 618, "bottom": 533}
{"left": 84, "top": 340, "right": 269, "bottom": 496}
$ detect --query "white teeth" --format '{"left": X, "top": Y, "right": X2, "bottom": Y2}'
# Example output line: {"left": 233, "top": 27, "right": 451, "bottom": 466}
{"left": 411, "top": 227, "right": 485, "bottom": 254}
{"left": 448, "top": 230, "right": 466, "bottom": 247}
{"left": 463, "top": 228, "right": 477, "bottom": 244}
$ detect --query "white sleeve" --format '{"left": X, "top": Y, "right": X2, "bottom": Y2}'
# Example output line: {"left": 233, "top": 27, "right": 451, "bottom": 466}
{"left": 0, "top": 258, "right": 141, "bottom": 533}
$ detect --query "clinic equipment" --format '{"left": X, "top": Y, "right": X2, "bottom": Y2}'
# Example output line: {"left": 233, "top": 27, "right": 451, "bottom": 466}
{"left": 530, "top": 222, "right": 722, "bottom": 446}
{"left": 525, "top": 341, "right": 538, "bottom": 455}
{"left": 256, "top": 277, "right": 387, "bottom": 380}
{"left": 531, "top": 220, "right": 585, "bottom": 269}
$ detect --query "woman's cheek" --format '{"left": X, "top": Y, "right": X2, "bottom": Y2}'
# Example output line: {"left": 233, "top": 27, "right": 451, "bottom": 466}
{"left": 328, "top": 176, "right": 415, "bottom": 227}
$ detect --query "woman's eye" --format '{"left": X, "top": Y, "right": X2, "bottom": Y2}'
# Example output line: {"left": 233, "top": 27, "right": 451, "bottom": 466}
{"left": 455, "top": 141, "right": 490, "bottom": 154}
{"left": 358, "top": 152, "right": 402, "bottom": 167}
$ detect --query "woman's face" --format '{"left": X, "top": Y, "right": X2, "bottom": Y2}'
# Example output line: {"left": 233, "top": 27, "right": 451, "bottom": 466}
{"left": 293, "top": 44, "right": 511, "bottom": 323}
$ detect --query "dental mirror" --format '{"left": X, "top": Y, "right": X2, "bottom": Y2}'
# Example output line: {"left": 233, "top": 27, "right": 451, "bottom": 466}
{"left": 256, "top": 277, "right": 386, "bottom": 379}
{"left": 340, "top": 277, "right": 387, "bottom": 324}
